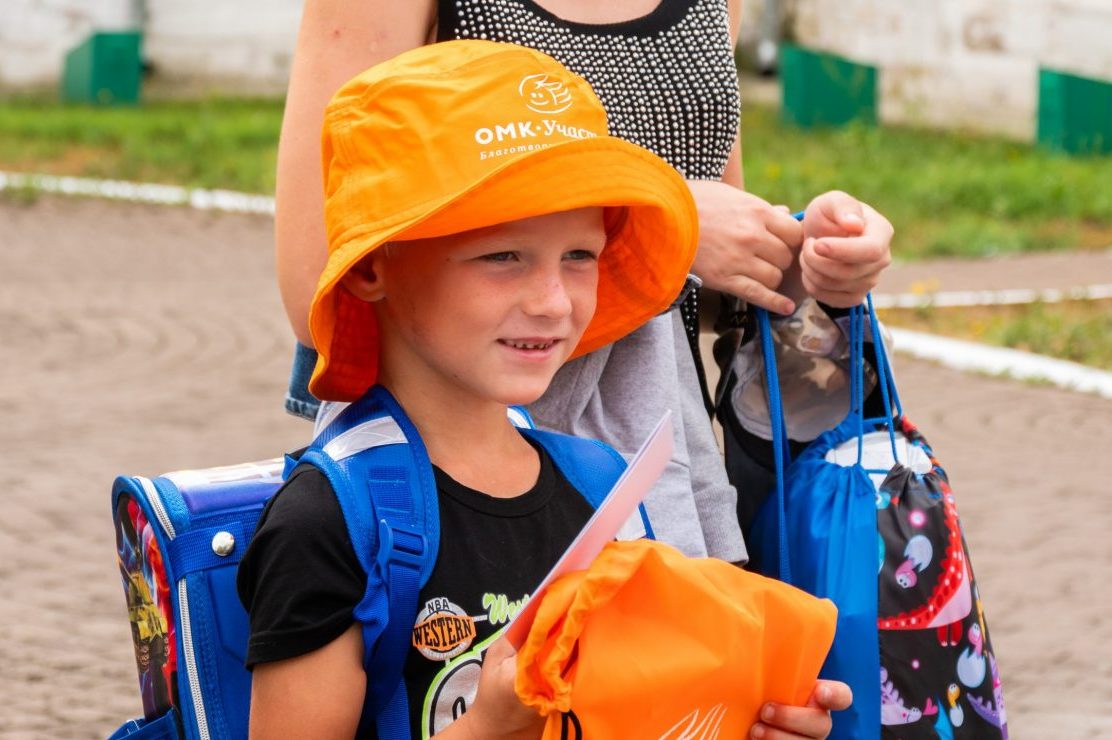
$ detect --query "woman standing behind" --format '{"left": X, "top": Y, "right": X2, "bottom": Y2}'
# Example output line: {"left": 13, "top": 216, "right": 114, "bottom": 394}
{"left": 277, "top": 0, "right": 891, "bottom": 560}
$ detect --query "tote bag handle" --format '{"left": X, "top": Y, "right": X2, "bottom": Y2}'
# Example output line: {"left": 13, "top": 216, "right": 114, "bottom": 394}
{"left": 850, "top": 297, "right": 905, "bottom": 471}
{"left": 755, "top": 307, "right": 794, "bottom": 584}
{"left": 755, "top": 294, "right": 903, "bottom": 585}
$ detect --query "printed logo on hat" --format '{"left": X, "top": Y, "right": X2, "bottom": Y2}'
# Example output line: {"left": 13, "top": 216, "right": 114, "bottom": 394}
{"left": 518, "top": 74, "right": 572, "bottom": 114}
{"left": 472, "top": 72, "right": 597, "bottom": 161}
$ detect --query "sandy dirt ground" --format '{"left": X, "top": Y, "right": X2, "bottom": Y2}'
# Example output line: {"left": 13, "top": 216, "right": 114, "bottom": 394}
{"left": 1, "top": 194, "right": 1110, "bottom": 738}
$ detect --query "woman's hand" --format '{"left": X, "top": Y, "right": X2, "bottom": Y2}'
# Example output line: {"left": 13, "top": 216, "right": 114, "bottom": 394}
{"left": 687, "top": 179, "right": 805, "bottom": 316}
{"left": 800, "top": 191, "right": 893, "bottom": 308}
{"left": 749, "top": 679, "right": 853, "bottom": 739}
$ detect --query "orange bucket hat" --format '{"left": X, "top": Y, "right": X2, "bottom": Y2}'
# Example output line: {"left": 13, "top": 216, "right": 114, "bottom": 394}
{"left": 309, "top": 40, "right": 698, "bottom": 401}
{"left": 515, "top": 540, "right": 837, "bottom": 739}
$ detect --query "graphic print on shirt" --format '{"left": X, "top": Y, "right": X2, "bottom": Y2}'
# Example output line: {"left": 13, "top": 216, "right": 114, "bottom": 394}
{"left": 412, "top": 597, "right": 486, "bottom": 662}
{"left": 419, "top": 591, "right": 530, "bottom": 737}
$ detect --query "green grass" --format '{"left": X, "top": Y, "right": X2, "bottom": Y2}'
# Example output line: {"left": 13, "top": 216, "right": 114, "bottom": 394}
{"left": 882, "top": 300, "right": 1112, "bottom": 370}
{"left": 0, "top": 96, "right": 283, "bottom": 193}
{"left": 740, "top": 105, "right": 1112, "bottom": 259}
{"left": 1, "top": 95, "right": 1111, "bottom": 260}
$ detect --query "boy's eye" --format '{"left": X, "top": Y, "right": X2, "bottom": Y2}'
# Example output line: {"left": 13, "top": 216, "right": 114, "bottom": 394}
{"left": 565, "top": 249, "right": 599, "bottom": 262}
{"left": 479, "top": 251, "right": 519, "bottom": 263}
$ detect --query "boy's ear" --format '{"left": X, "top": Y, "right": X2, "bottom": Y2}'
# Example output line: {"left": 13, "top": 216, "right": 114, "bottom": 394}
{"left": 340, "top": 252, "right": 387, "bottom": 303}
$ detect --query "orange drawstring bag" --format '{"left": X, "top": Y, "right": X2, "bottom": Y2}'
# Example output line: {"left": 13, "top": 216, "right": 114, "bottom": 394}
{"left": 516, "top": 539, "right": 837, "bottom": 739}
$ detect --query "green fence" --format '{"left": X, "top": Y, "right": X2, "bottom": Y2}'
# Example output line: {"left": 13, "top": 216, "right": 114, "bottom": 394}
{"left": 62, "top": 31, "right": 143, "bottom": 105}
{"left": 780, "top": 44, "right": 877, "bottom": 129}
{"left": 1038, "top": 68, "right": 1112, "bottom": 156}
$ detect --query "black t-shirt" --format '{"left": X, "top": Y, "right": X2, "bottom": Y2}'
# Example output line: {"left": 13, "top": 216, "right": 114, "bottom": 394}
{"left": 236, "top": 440, "right": 594, "bottom": 738}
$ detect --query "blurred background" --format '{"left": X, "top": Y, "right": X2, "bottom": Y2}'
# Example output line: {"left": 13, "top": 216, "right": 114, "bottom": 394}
{"left": 1, "top": 1, "right": 1110, "bottom": 738}
{"left": 3, "top": 0, "right": 1111, "bottom": 361}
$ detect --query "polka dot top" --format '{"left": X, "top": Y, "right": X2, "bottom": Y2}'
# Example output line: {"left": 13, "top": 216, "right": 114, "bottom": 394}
{"left": 437, "top": 0, "right": 740, "bottom": 180}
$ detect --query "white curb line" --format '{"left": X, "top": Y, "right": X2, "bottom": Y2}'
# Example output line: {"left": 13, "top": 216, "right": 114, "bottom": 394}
{"left": 889, "top": 328, "right": 1112, "bottom": 400}
{"left": 0, "top": 171, "right": 275, "bottom": 215}
{"left": 874, "top": 284, "right": 1112, "bottom": 308}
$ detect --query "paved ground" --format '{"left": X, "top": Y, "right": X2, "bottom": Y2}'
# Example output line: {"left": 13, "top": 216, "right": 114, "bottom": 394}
{"left": 880, "top": 249, "right": 1112, "bottom": 295}
{"left": 1, "top": 194, "right": 1110, "bottom": 738}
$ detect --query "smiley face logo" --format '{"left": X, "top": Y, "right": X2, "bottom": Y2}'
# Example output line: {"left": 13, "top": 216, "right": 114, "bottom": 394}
{"left": 518, "top": 74, "right": 573, "bottom": 114}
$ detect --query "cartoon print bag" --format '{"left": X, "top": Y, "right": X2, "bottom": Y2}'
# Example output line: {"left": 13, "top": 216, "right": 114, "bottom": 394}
{"left": 747, "top": 299, "right": 1007, "bottom": 739}
{"left": 514, "top": 538, "right": 837, "bottom": 739}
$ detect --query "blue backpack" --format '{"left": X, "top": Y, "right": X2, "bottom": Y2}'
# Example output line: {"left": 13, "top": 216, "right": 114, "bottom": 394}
{"left": 109, "top": 385, "right": 639, "bottom": 739}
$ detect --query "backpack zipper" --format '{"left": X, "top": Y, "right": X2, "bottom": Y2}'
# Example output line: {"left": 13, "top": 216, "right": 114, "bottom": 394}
{"left": 178, "top": 580, "right": 212, "bottom": 740}
{"left": 137, "top": 477, "right": 177, "bottom": 539}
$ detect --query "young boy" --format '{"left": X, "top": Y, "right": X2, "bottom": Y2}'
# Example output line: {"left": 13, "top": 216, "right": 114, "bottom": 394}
{"left": 237, "top": 40, "right": 848, "bottom": 739}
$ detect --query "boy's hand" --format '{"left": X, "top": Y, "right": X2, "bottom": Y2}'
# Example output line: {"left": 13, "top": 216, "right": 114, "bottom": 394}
{"left": 444, "top": 637, "right": 543, "bottom": 740}
{"left": 749, "top": 680, "right": 853, "bottom": 739}
{"left": 800, "top": 191, "right": 893, "bottom": 307}
{"left": 688, "top": 180, "right": 805, "bottom": 316}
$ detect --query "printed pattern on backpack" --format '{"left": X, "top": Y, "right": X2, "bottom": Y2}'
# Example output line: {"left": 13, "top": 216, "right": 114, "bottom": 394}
{"left": 874, "top": 418, "right": 1007, "bottom": 738}
{"left": 115, "top": 492, "right": 178, "bottom": 721}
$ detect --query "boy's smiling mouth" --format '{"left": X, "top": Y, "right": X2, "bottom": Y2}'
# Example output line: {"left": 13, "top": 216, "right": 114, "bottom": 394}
{"left": 498, "top": 337, "right": 561, "bottom": 351}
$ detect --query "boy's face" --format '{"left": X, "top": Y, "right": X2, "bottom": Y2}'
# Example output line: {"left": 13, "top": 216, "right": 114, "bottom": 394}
{"left": 357, "top": 207, "right": 606, "bottom": 407}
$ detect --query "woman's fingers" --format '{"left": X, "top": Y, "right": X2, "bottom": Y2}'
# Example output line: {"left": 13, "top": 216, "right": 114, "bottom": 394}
{"left": 811, "top": 235, "right": 892, "bottom": 267}
{"left": 765, "top": 208, "right": 806, "bottom": 251}
{"left": 722, "top": 273, "right": 796, "bottom": 315}
{"left": 800, "top": 235, "right": 889, "bottom": 305}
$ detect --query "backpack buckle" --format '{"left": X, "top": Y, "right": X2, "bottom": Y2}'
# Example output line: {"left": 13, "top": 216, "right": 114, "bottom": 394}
{"left": 376, "top": 519, "right": 427, "bottom": 572}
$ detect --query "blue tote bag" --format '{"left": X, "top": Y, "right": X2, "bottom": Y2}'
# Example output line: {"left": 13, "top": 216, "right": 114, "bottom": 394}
{"left": 747, "top": 299, "right": 1007, "bottom": 740}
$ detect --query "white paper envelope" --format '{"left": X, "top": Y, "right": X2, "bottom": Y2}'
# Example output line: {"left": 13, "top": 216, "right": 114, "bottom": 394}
{"left": 504, "top": 411, "right": 674, "bottom": 649}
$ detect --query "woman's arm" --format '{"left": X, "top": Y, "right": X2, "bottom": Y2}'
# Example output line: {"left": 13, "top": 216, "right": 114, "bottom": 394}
{"left": 688, "top": 0, "right": 806, "bottom": 317}
{"left": 724, "top": 0, "right": 745, "bottom": 190}
{"left": 276, "top": 0, "right": 437, "bottom": 346}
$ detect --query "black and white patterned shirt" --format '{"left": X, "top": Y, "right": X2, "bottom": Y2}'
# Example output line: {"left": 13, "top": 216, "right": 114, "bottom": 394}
{"left": 437, "top": 0, "right": 740, "bottom": 180}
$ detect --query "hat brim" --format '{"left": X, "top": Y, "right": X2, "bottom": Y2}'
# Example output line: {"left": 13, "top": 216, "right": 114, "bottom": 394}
{"left": 310, "top": 136, "right": 697, "bottom": 401}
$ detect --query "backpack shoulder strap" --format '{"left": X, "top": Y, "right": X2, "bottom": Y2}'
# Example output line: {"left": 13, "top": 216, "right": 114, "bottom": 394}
{"left": 297, "top": 386, "right": 436, "bottom": 740}
{"left": 521, "top": 429, "right": 655, "bottom": 539}
{"left": 294, "top": 396, "right": 649, "bottom": 739}
{"left": 522, "top": 429, "right": 624, "bottom": 507}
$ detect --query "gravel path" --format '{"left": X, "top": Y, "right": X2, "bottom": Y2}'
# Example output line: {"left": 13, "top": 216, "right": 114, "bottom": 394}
{"left": 2, "top": 195, "right": 1109, "bottom": 738}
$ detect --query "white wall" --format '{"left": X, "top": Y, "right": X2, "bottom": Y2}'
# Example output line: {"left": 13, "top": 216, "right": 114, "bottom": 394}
{"left": 0, "top": 0, "right": 136, "bottom": 87}
{"left": 143, "top": 1, "right": 302, "bottom": 93}
{"left": 0, "top": 0, "right": 301, "bottom": 92}
{"left": 789, "top": 0, "right": 1112, "bottom": 139}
